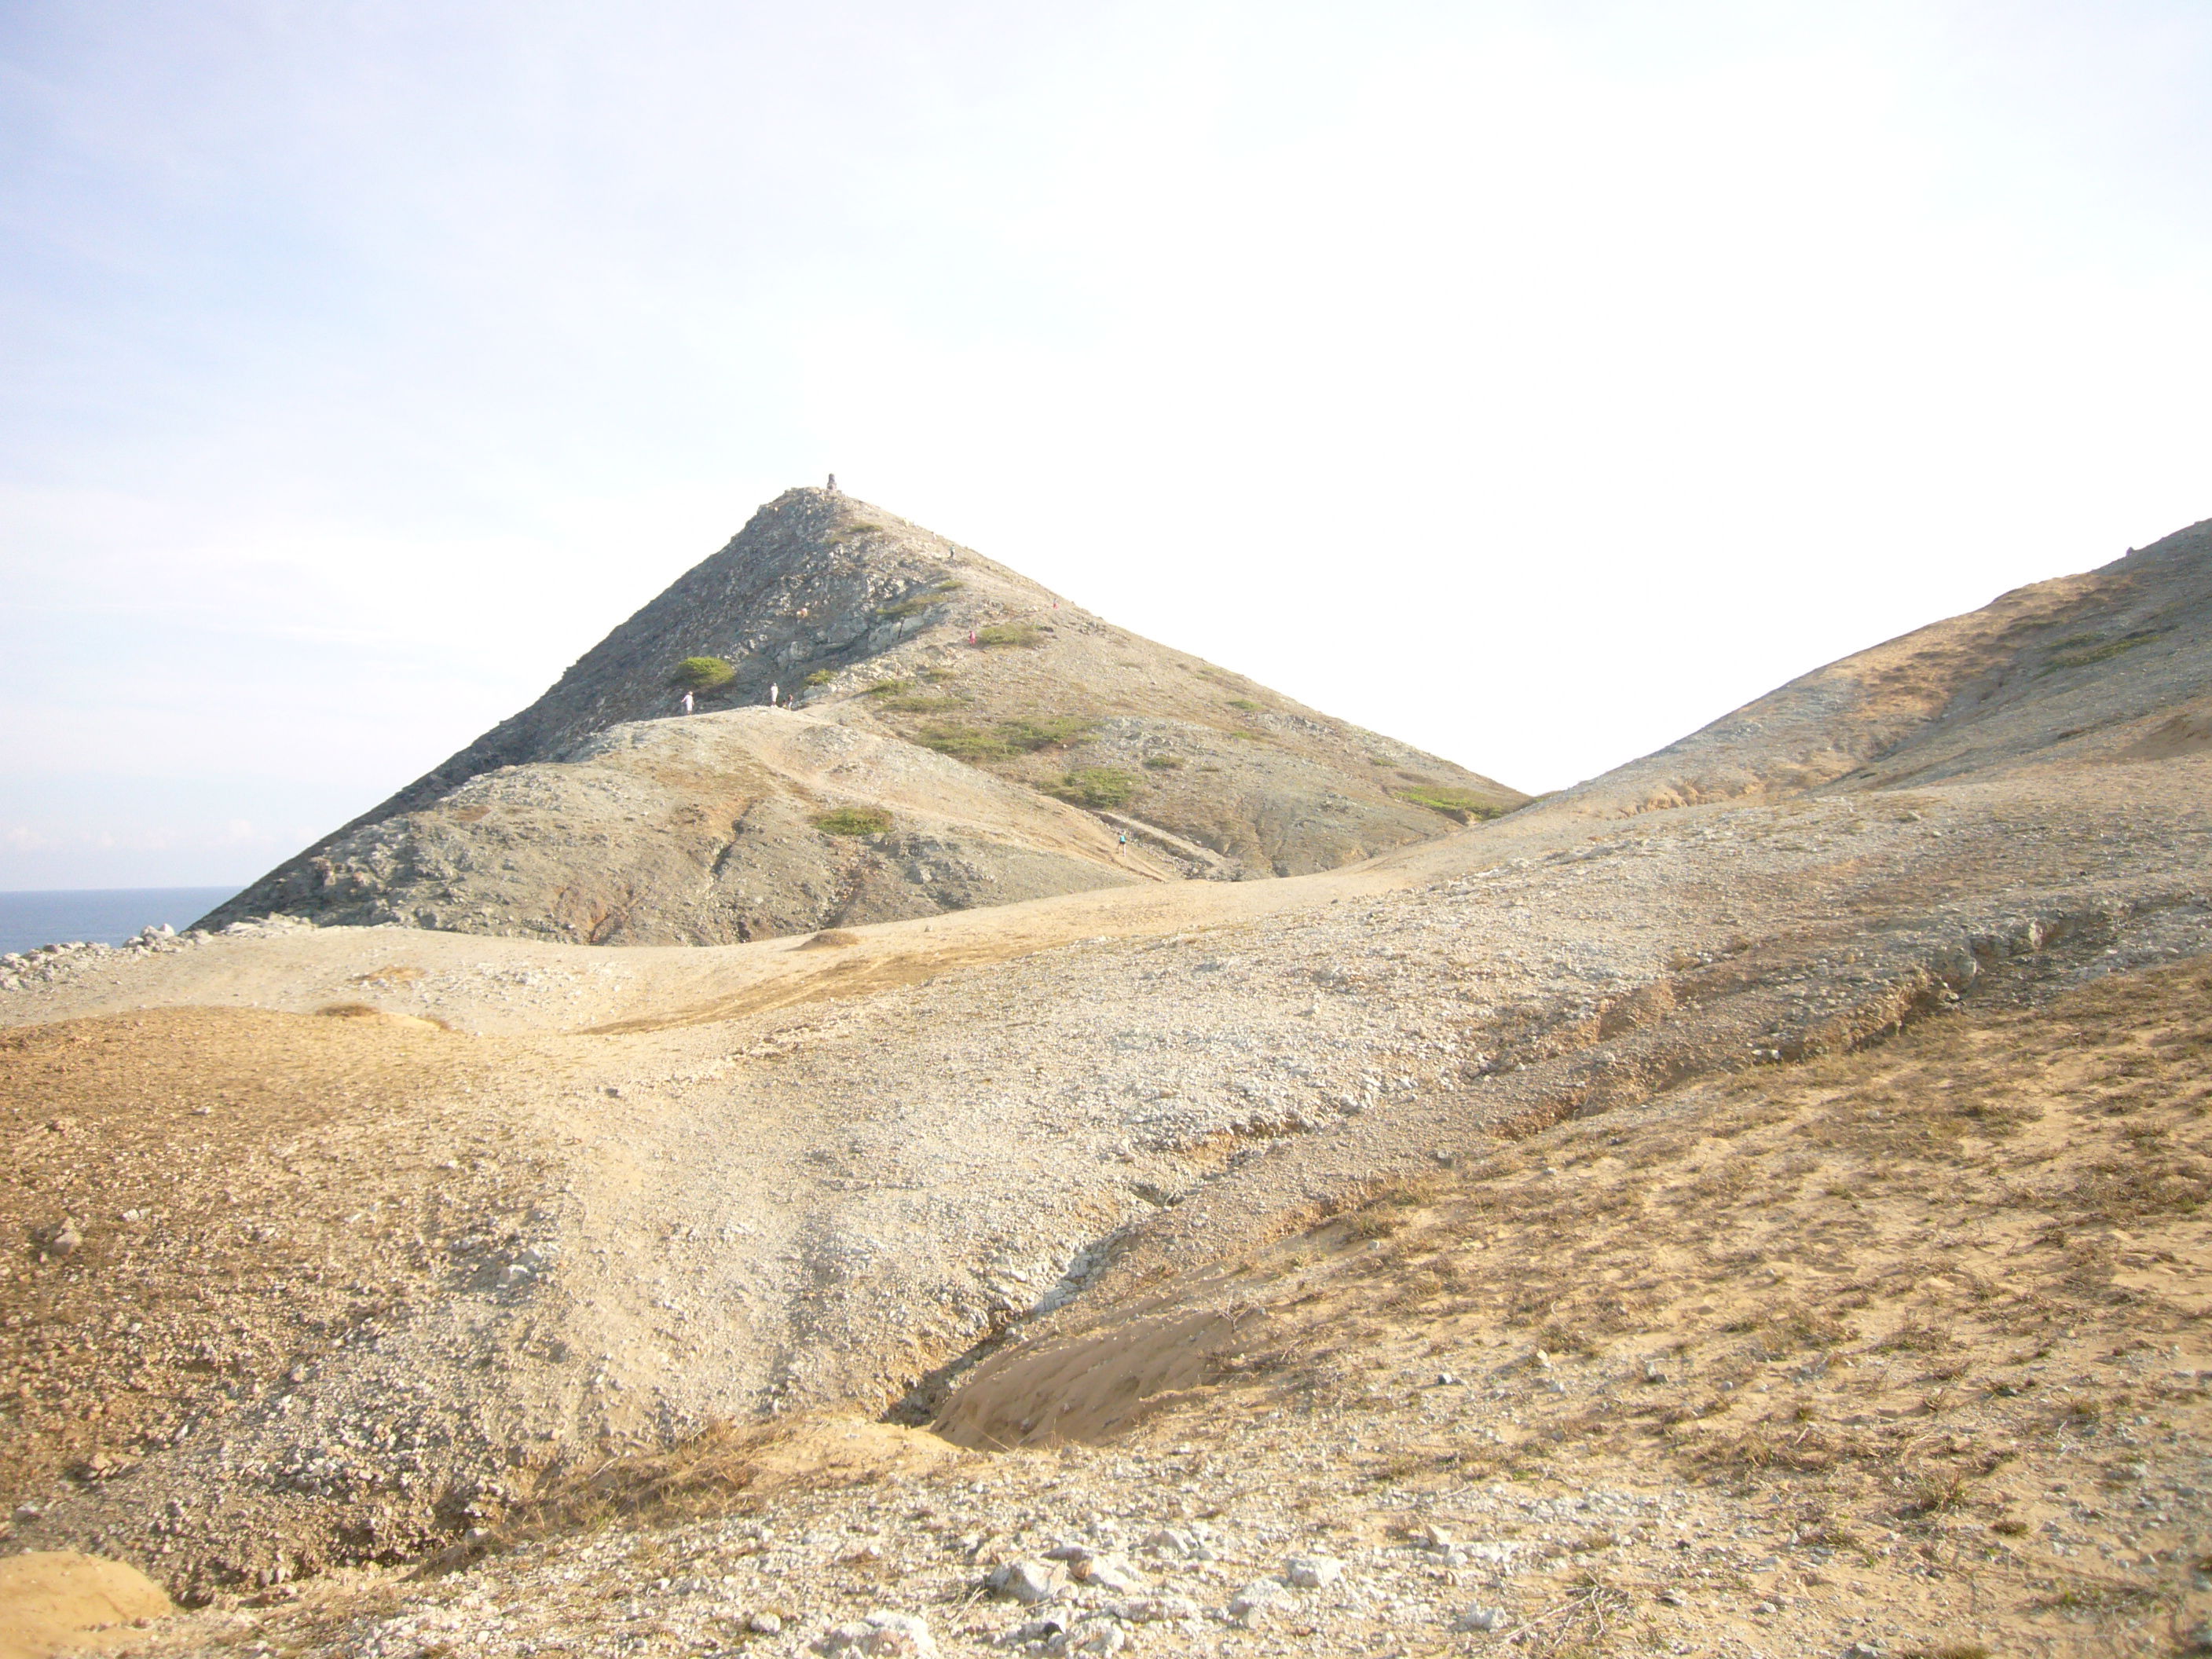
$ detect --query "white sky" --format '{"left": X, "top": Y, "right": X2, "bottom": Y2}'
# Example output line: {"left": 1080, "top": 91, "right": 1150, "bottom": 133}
{"left": 3, "top": 0, "right": 2209, "bottom": 888}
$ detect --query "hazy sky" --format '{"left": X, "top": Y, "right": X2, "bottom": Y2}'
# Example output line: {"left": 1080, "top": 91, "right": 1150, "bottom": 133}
{"left": 4, "top": 1, "right": 2209, "bottom": 889}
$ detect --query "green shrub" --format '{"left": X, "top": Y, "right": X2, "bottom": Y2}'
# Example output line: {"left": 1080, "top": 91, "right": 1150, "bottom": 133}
{"left": 921, "top": 668, "right": 960, "bottom": 683}
{"left": 976, "top": 622, "right": 1042, "bottom": 649}
{"left": 916, "top": 714, "right": 1093, "bottom": 762}
{"left": 936, "top": 577, "right": 965, "bottom": 591}
{"left": 877, "top": 595, "right": 938, "bottom": 620}
{"left": 1046, "top": 768, "right": 1141, "bottom": 809}
{"left": 802, "top": 668, "right": 836, "bottom": 687}
{"left": 881, "top": 694, "right": 969, "bottom": 713}
{"left": 1226, "top": 729, "right": 1261, "bottom": 742}
{"left": 2043, "top": 632, "right": 2155, "bottom": 671}
{"left": 1395, "top": 786, "right": 1504, "bottom": 824}
{"left": 1000, "top": 715, "right": 1093, "bottom": 750}
{"left": 1142, "top": 755, "right": 1184, "bottom": 771}
{"left": 1226, "top": 698, "right": 1263, "bottom": 712}
{"left": 863, "top": 679, "right": 910, "bottom": 698}
{"left": 669, "top": 656, "right": 736, "bottom": 691}
{"left": 917, "top": 724, "right": 1014, "bottom": 761}
{"left": 815, "top": 807, "right": 892, "bottom": 837}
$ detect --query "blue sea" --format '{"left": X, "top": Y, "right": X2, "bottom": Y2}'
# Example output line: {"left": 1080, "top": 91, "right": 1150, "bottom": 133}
{"left": 0, "top": 887, "right": 241, "bottom": 956}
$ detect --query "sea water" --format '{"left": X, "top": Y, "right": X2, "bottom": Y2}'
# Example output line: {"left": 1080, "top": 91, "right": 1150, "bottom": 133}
{"left": 0, "top": 888, "right": 240, "bottom": 957}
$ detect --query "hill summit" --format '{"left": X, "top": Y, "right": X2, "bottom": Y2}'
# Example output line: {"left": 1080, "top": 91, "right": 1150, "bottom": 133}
{"left": 203, "top": 488, "right": 1522, "bottom": 943}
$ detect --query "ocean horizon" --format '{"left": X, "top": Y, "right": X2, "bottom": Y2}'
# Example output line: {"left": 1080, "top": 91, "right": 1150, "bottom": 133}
{"left": 0, "top": 886, "right": 242, "bottom": 956}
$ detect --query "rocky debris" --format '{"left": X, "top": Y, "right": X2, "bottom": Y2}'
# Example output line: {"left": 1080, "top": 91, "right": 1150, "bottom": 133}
{"left": 0, "top": 925, "right": 203, "bottom": 992}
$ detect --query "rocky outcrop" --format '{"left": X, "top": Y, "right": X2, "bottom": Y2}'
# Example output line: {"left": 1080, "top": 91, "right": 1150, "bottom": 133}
{"left": 203, "top": 488, "right": 1524, "bottom": 940}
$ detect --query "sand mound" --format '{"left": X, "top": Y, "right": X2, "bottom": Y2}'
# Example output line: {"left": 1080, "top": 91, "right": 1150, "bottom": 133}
{"left": 0, "top": 1553, "right": 170, "bottom": 1659}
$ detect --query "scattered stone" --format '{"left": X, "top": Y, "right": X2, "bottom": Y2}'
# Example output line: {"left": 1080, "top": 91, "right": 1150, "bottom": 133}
{"left": 749, "top": 1611, "right": 783, "bottom": 1635}
{"left": 1284, "top": 1555, "right": 1344, "bottom": 1589}
{"left": 1114, "top": 1594, "right": 1200, "bottom": 1624}
{"left": 987, "top": 1559, "right": 1065, "bottom": 1604}
{"left": 1051, "top": 1619, "right": 1126, "bottom": 1655}
{"left": 1226, "top": 1580, "right": 1287, "bottom": 1626}
{"left": 815, "top": 1610, "right": 938, "bottom": 1657}
{"left": 1455, "top": 1605, "right": 1508, "bottom": 1632}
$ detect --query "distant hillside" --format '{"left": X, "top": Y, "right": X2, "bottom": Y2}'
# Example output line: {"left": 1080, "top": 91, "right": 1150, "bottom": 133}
{"left": 1539, "top": 516, "right": 2212, "bottom": 819}
{"left": 201, "top": 488, "right": 1523, "bottom": 943}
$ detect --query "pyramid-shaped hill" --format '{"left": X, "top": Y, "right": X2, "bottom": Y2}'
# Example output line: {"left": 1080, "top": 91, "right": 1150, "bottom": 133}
{"left": 203, "top": 488, "right": 1524, "bottom": 943}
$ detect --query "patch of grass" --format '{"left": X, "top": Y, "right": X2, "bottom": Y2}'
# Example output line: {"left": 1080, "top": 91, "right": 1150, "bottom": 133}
{"left": 1226, "top": 698, "right": 1263, "bottom": 712}
{"left": 1000, "top": 716, "right": 1096, "bottom": 751}
{"left": 916, "top": 724, "right": 1013, "bottom": 761}
{"left": 875, "top": 595, "right": 939, "bottom": 621}
{"left": 2042, "top": 632, "right": 2157, "bottom": 671}
{"left": 976, "top": 622, "right": 1043, "bottom": 649}
{"left": 1143, "top": 755, "right": 1184, "bottom": 771}
{"left": 802, "top": 668, "right": 835, "bottom": 687}
{"left": 1226, "top": 729, "right": 1261, "bottom": 742}
{"left": 1045, "top": 767, "right": 1141, "bottom": 810}
{"left": 862, "top": 679, "right": 910, "bottom": 698}
{"left": 814, "top": 807, "right": 892, "bottom": 837}
{"left": 1395, "top": 786, "right": 1505, "bottom": 824}
{"left": 880, "top": 694, "right": 969, "bottom": 714}
{"left": 668, "top": 655, "right": 736, "bottom": 691}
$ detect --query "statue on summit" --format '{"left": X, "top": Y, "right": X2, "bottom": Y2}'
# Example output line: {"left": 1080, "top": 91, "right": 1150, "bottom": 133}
{"left": 826, "top": 474, "right": 838, "bottom": 492}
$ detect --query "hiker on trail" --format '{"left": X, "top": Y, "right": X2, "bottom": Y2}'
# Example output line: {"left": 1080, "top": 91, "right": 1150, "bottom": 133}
{"left": 769, "top": 681, "right": 780, "bottom": 705}
{"left": 969, "top": 628, "right": 978, "bottom": 645}
{"left": 1118, "top": 831, "right": 1128, "bottom": 847}
{"left": 681, "top": 690, "right": 694, "bottom": 716}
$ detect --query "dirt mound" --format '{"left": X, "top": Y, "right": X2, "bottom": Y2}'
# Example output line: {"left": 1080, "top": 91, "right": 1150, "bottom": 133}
{"left": 202, "top": 488, "right": 1522, "bottom": 941}
{"left": 0, "top": 1552, "right": 170, "bottom": 1659}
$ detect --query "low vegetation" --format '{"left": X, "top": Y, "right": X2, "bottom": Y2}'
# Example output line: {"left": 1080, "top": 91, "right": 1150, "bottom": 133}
{"left": 1142, "top": 754, "right": 1185, "bottom": 771}
{"left": 862, "top": 679, "right": 909, "bottom": 698}
{"left": 802, "top": 668, "right": 836, "bottom": 688}
{"left": 916, "top": 716, "right": 1095, "bottom": 762}
{"left": 668, "top": 656, "right": 736, "bottom": 691}
{"left": 2044, "top": 631, "right": 2158, "bottom": 671}
{"left": 812, "top": 807, "right": 892, "bottom": 837}
{"left": 1226, "top": 697, "right": 1264, "bottom": 712}
{"left": 878, "top": 694, "right": 969, "bottom": 714}
{"left": 875, "top": 595, "right": 939, "bottom": 621}
{"left": 1395, "top": 783, "right": 1504, "bottom": 823}
{"left": 1044, "top": 767, "right": 1141, "bottom": 810}
{"left": 976, "top": 622, "right": 1043, "bottom": 649}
